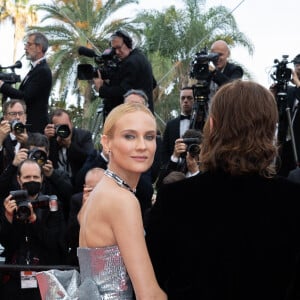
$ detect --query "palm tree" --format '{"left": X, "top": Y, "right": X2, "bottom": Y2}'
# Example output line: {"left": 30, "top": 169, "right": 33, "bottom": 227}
{"left": 0, "top": 0, "right": 37, "bottom": 62}
{"left": 28, "top": 0, "right": 140, "bottom": 128}
{"left": 136, "top": 0, "right": 254, "bottom": 121}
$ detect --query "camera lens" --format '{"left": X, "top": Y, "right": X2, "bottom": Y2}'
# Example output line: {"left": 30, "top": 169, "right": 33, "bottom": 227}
{"left": 17, "top": 202, "right": 31, "bottom": 221}
{"left": 28, "top": 149, "right": 47, "bottom": 166}
{"left": 11, "top": 120, "right": 25, "bottom": 134}
{"left": 55, "top": 124, "right": 71, "bottom": 138}
{"left": 187, "top": 144, "right": 200, "bottom": 158}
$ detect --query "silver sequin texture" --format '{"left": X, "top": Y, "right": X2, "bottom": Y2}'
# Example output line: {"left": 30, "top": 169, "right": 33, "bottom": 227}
{"left": 36, "top": 246, "right": 133, "bottom": 299}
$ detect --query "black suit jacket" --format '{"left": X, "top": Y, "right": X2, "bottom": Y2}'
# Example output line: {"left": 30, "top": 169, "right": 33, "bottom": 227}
{"left": 66, "top": 191, "right": 83, "bottom": 266}
{"left": 49, "top": 127, "right": 94, "bottom": 189}
{"left": 99, "top": 48, "right": 155, "bottom": 114}
{"left": 146, "top": 171, "right": 300, "bottom": 300}
{"left": 0, "top": 59, "right": 52, "bottom": 133}
{"left": 160, "top": 116, "right": 181, "bottom": 166}
{"left": 212, "top": 61, "right": 244, "bottom": 86}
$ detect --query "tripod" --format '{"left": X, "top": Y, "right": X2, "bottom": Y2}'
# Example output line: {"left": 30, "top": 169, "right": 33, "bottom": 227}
{"left": 189, "top": 80, "right": 210, "bottom": 130}
{"left": 276, "top": 86, "right": 299, "bottom": 168}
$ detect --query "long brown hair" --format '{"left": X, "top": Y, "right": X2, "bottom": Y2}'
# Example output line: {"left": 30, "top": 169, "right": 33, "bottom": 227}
{"left": 200, "top": 80, "right": 278, "bottom": 178}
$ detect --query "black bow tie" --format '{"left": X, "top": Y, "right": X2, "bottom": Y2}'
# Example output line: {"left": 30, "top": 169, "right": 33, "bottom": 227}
{"left": 180, "top": 115, "right": 191, "bottom": 120}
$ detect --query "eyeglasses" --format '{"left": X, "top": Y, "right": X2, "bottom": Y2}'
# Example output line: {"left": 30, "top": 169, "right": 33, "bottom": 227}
{"left": 7, "top": 111, "right": 25, "bottom": 117}
{"left": 24, "top": 42, "right": 37, "bottom": 47}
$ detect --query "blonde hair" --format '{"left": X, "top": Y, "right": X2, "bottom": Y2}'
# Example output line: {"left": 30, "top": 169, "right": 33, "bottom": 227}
{"left": 103, "top": 102, "right": 156, "bottom": 137}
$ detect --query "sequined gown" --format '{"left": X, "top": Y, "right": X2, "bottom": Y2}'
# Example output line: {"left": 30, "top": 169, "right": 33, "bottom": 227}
{"left": 36, "top": 245, "right": 134, "bottom": 300}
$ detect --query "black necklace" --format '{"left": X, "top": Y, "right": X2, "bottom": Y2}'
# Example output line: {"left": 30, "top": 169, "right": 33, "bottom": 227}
{"left": 104, "top": 169, "right": 136, "bottom": 194}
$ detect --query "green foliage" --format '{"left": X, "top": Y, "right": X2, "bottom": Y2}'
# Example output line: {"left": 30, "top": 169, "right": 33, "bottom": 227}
{"left": 1, "top": 0, "right": 254, "bottom": 131}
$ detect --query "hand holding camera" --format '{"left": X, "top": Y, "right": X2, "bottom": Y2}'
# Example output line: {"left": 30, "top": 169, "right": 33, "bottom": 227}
{"left": 4, "top": 194, "right": 17, "bottom": 223}
{"left": 0, "top": 120, "right": 11, "bottom": 145}
{"left": 44, "top": 123, "right": 70, "bottom": 138}
{"left": 12, "top": 148, "right": 28, "bottom": 166}
{"left": 173, "top": 138, "right": 188, "bottom": 158}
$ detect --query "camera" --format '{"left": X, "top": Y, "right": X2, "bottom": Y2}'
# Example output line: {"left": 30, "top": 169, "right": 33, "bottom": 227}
{"left": 0, "top": 60, "right": 22, "bottom": 84}
{"left": 10, "top": 190, "right": 52, "bottom": 221}
{"left": 271, "top": 55, "right": 292, "bottom": 84}
{"left": 77, "top": 46, "right": 119, "bottom": 80}
{"left": 55, "top": 124, "right": 71, "bottom": 138}
{"left": 0, "top": 72, "right": 21, "bottom": 84}
{"left": 28, "top": 148, "right": 48, "bottom": 166}
{"left": 190, "top": 48, "right": 219, "bottom": 81}
{"left": 10, "top": 120, "right": 29, "bottom": 134}
{"left": 182, "top": 138, "right": 201, "bottom": 158}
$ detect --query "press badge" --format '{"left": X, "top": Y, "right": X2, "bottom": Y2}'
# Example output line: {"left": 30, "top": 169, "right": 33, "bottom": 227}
{"left": 20, "top": 270, "right": 37, "bottom": 288}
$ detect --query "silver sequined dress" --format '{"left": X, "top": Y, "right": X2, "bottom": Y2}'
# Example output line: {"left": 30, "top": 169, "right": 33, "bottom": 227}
{"left": 36, "top": 245, "right": 133, "bottom": 300}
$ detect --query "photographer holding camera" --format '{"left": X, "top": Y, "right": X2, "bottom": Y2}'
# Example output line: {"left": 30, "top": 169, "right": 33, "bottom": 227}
{"left": 0, "top": 159, "right": 67, "bottom": 300}
{"left": 0, "top": 100, "right": 31, "bottom": 175}
{"left": 208, "top": 40, "right": 244, "bottom": 99}
{"left": 93, "top": 29, "right": 156, "bottom": 117}
{"left": 44, "top": 108, "right": 94, "bottom": 191}
{"left": 156, "top": 128, "right": 202, "bottom": 191}
{"left": 0, "top": 32, "right": 52, "bottom": 134}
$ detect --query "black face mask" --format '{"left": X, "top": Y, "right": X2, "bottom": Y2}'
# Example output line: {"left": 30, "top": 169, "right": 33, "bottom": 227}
{"left": 22, "top": 181, "right": 41, "bottom": 196}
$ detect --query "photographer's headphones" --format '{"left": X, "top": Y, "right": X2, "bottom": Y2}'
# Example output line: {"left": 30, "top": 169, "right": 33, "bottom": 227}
{"left": 110, "top": 30, "right": 133, "bottom": 49}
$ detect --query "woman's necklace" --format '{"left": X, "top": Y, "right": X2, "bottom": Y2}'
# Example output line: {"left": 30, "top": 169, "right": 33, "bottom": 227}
{"left": 104, "top": 169, "right": 136, "bottom": 194}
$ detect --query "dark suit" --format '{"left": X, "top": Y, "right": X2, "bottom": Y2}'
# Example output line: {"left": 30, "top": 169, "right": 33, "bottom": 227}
{"left": 0, "top": 135, "right": 30, "bottom": 200}
{"left": 0, "top": 59, "right": 52, "bottom": 133}
{"left": 66, "top": 191, "right": 83, "bottom": 266}
{"left": 99, "top": 48, "right": 155, "bottom": 115}
{"left": 160, "top": 117, "right": 181, "bottom": 166}
{"left": 0, "top": 194, "right": 67, "bottom": 300}
{"left": 277, "top": 86, "right": 300, "bottom": 176}
{"left": 211, "top": 61, "right": 244, "bottom": 87}
{"left": 48, "top": 127, "right": 94, "bottom": 189}
{"left": 146, "top": 171, "right": 300, "bottom": 300}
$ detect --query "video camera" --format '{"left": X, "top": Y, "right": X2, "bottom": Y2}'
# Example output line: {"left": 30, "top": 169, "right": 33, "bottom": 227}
{"left": 10, "top": 120, "right": 31, "bottom": 134}
{"left": 77, "top": 46, "right": 119, "bottom": 80}
{"left": 10, "top": 190, "right": 52, "bottom": 221}
{"left": 190, "top": 49, "right": 219, "bottom": 81}
{"left": 271, "top": 55, "right": 292, "bottom": 84}
{"left": 0, "top": 61, "right": 22, "bottom": 84}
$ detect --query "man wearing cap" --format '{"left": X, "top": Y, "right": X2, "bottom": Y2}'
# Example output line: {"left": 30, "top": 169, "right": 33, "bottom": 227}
{"left": 274, "top": 54, "right": 300, "bottom": 177}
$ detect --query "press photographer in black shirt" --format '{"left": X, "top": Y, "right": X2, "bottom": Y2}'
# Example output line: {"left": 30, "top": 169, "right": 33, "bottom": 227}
{"left": 93, "top": 29, "right": 156, "bottom": 117}
{"left": 0, "top": 159, "right": 66, "bottom": 300}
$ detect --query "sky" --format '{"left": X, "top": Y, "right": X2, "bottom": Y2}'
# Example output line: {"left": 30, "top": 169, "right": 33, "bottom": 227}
{"left": 0, "top": 0, "right": 299, "bottom": 89}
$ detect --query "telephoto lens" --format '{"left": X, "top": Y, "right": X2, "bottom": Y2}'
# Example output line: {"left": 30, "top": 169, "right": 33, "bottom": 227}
{"left": 55, "top": 124, "right": 71, "bottom": 138}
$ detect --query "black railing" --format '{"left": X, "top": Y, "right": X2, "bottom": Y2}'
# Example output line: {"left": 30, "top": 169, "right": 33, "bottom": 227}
{"left": 0, "top": 264, "right": 79, "bottom": 272}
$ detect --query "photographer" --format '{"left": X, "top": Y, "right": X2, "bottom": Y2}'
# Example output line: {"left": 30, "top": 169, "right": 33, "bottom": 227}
{"left": 0, "top": 100, "right": 31, "bottom": 176}
{"left": 44, "top": 108, "right": 94, "bottom": 191}
{"left": 0, "top": 32, "right": 52, "bottom": 134}
{"left": 0, "top": 131, "right": 73, "bottom": 214}
{"left": 160, "top": 86, "right": 195, "bottom": 166}
{"left": 209, "top": 40, "right": 244, "bottom": 99}
{"left": 0, "top": 159, "right": 67, "bottom": 300}
{"left": 156, "top": 128, "right": 202, "bottom": 191}
{"left": 93, "top": 29, "right": 156, "bottom": 117}
{"left": 271, "top": 54, "right": 300, "bottom": 176}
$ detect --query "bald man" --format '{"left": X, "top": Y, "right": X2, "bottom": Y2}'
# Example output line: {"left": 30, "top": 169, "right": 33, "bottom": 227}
{"left": 209, "top": 40, "right": 244, "bottom": 98}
